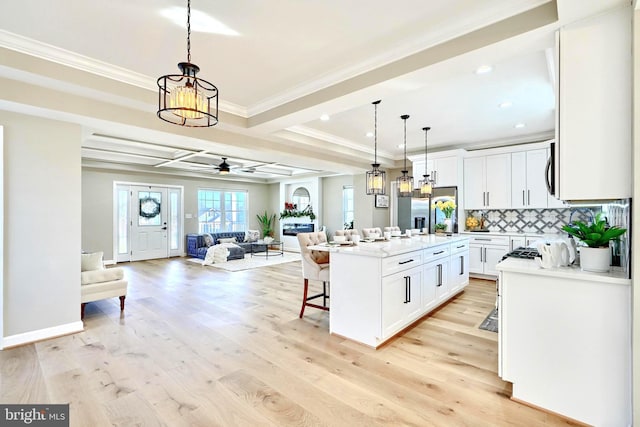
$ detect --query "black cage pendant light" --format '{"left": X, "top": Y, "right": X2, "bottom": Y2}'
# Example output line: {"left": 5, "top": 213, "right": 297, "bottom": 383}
{"left": 418, "top": 126, "right": 434, "bottom": 197}
{"left": 396, "top": 114, "right": 414, "bottom": 197}
{"left": 366, "top": 100, "right": 386, "bottom": 195}
{"left": 157, "top": 0, "right": 219, "bottom": 127}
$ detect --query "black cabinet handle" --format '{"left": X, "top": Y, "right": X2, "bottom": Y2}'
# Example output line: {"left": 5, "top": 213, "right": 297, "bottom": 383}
{"left": 408, "top": 276, "right": 411, "bottom": 303}
{"left": 436, "top": 264, "right": 442, "bottom": 287}
{"left": 404, "top": 276, "right": 409, "bottom": 303}
{"left": 460, "top": 255, "right": 464, "bottom": 275}
{"left": 456, "top": 245, "right": 465, "bottom": 249}
{"left": 398, "top": 259, "right": 414, "bottom": 265}
{"left": 433, "top": 250, "right": 445, "bottom": 255}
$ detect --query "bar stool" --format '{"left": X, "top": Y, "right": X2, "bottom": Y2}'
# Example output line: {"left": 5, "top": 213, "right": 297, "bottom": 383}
{"left": 296, "top": 231, "right": 330, "bottom": 318}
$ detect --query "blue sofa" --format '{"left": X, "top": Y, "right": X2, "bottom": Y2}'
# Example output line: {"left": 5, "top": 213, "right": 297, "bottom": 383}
{"left": 186, "top": 232, "right": 267, "bottom": 261}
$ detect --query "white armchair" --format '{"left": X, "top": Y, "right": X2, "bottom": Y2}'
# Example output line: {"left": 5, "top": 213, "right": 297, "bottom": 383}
{"left": 81, "top": 252, "right": 128, "bottom": 320}
{"left": 334, "top": 229, "right": 360, "bottom": 241}
{"left": 361, "top": 227, "right": 383, "bottom": 238}
{"left": 296, "top": 232, "right": 330, "bottom": 318}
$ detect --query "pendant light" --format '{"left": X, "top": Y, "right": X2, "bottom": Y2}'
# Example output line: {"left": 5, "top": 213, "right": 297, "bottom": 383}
{"left": 418, "top": 126, "right": 434, "bottom": 197}
{"left": 366, "top": 100, "right": 386, "bottom": 195}
{"left": 157, "top": 0, "right": 219, "bottom": 127}
{"left": 396, "top": 114, "right": 413, "bottom": 197}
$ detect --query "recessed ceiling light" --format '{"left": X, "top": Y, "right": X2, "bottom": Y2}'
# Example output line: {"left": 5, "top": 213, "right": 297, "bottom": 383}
{"left": 514, "top": 123, "right": 526, "bottom": 129}
{"left": 397, "top": 144, "right": 404, "bottom": 149}
{"left": 499, "top": 101, "right": 512, "bottom": 108}
{"left": 366, "top": 131, "right": 374, "bottom": 138}
{"left": 320, "top": 114, "right": 330, "bottom": 121}
{"left": 160, "top": 7, "right": 239, "bottom": 36}
{"left": 475, "top": 65, "right": 493, "bottom": 74}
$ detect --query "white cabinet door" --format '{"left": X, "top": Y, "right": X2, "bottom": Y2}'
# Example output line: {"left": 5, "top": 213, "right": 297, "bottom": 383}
{"left": 381, "top": 266, "right": 422, "bottom": 338}
{"left": 525, "top": 149, "right": 549, "bottom": 208}
{"left": 485, "top": 154, "right": 511, "bottom": 209}
{"left": 557, "top": 6, "right": 631, "bottom": 200}
{"left": 463, "top": 157, "right": 485, "bottom": 209}
{"left": 412, "top": 160, "right": 426, "bottom": 189}
{"left": 510, "top": 237, "right": 526, "bottom": 251}
{"left": 511, "top": 151, "right": 527, "bottom": 209}
{"left": 422, "top": 261, "right": 439, "bottom": 312}
{"left": 449, "top": 251, "right": 469, "bottom": 294}
{"left": 433, "top": 156, "right": 458, "bottom": 187}
{"left": 469, "top": 244, "right": 484, "bottom": 274}
{"left": 434, "top": 258, "right": 450, "bottom": 303}
{"left": 484, "top": 246, "right": 508, "bottom": 276}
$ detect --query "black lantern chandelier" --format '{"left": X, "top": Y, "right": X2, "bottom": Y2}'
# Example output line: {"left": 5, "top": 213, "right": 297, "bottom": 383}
{"left": 366, "top": 100, "right": 386, "bottom": 195}
{"left": 418, "top": 126, "right": 434, "bottom": 197}
{"left": 396, "top": 114, "right": 414, "bottom": 197}
{"left": 157, "top": 0, "right": 219, "bottom": 127}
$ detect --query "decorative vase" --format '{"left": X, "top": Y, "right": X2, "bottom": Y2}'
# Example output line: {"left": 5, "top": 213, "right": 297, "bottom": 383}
{"left": 579, "top": 246, "right": 610, "bottom": 272}
{"left": 444, "top": 218, "right": 453, "bottom": 233}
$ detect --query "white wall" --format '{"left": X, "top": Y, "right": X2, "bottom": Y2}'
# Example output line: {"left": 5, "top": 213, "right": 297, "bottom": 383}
{"left": 321, "top": 175, "right": 353, "bottom": 238}
{"left": 82, "top": 168, "right": 275, "bottom": 260}
{"left": 1, "top": 110, "right": 82, "bottom": 342}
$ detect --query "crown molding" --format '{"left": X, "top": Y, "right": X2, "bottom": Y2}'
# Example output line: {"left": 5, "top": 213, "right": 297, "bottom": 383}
{"left": 0, "top": 30, "right": 247, "bottom": 117}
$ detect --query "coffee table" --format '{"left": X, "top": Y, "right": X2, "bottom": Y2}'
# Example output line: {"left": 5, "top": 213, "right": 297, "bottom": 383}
{"left": 250, "top": 240, "right": 284, "bottom": 259}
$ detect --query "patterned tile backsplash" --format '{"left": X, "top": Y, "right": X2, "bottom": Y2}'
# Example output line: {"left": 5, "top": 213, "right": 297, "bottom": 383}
{"left": 465, "top": 208, "right": 600, "bottom": 234}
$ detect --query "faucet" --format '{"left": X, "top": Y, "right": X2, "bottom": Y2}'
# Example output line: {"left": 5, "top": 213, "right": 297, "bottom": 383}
{"left": 568, "top": 208, "right": 594, "bottom": 227}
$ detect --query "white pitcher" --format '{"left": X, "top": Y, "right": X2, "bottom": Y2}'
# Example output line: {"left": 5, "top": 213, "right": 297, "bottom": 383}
{"left": 537, "top": 241, "right": 571, "bottom": 268}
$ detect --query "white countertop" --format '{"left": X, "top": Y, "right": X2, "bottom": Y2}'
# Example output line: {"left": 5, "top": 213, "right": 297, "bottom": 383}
{"left": 310, "top": 234, "right": 469, "bottom": 258}
{"left": 496, "top": 257, "right": 630, "bottom": 285}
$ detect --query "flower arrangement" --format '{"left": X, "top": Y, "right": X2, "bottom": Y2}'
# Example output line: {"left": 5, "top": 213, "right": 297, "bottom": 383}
{"left": 434, "top": 199, "right": 456, "bottom": 219}
{"left": 280, "top": 204, "right": 316, "bottom": 221}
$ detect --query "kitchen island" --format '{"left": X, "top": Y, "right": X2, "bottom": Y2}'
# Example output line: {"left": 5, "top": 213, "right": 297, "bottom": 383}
{"left": 313, "top": 235, "right": 470, "bottom": 348}
{"left": 496, "top": 257, "right": 631, "bottom": 426}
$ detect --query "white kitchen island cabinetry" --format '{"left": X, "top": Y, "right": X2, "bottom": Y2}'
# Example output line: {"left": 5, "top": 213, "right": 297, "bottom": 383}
{"left": 497, "top": 258, "right": 631, "bottom": 426}
{"left": 327, "top": 236, "right": 469, "bottom": 348}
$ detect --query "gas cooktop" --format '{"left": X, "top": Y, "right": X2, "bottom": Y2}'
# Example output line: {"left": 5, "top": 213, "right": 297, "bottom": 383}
{"left": 502, "top": 247, "right": 540, "bottom": 260}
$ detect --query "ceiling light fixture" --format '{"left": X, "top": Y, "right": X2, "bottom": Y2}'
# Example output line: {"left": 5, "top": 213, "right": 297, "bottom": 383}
{"left": 217, "top": 157, "right": 231, "bottom": 174}
{"left": 514, "top": 123, "right": 526, "bottom": 128}
{"left": 320, "top": 114, "right": 330, "bottom": 121}
{"left": 366, "top": 100, "right": 386, "bottom": 195}
{"left": 396, "top": 114, "right": 413, "bottom": 198}
{"left": 418, "top": 127, "right": 434, "bottom": 197}
{"left": 499, "top": 101, "right": 513, "bottom": 108}
{"left": 475, "top": 65, "right": 493, "bottom": 74}
{"left": 157, "top": 0, "right": 219, "bottom": 127}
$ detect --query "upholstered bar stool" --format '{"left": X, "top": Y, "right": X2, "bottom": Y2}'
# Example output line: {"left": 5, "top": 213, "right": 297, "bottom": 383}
{"left": 384, "top": 226, "right": 401, "bottom": 234}
{"left": 334, "top": 229, "right": 360, "bottom": 241}
{"left": 296, "top": 231, "right": 330, "bottom": 318}
{"left": 361, "top": 227, "right": 383, "bottom": 238}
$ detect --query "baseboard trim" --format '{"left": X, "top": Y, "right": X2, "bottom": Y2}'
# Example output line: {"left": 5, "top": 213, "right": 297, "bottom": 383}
{"left": 1, "top": 321, "right": 84, "bottom": 350}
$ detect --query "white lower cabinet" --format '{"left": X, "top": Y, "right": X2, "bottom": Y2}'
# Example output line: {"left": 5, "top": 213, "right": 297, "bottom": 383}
{"left": 468, "top": 235, "right": 509, "bottom": 276}
{"left": 382, "top": 265, "right": 422, "bottom": 338}
{"left": 449, "top": 250, "right": 469, "bottom": 294}
{"left": 423, "top": 256, "right": 449, "bottom": 311}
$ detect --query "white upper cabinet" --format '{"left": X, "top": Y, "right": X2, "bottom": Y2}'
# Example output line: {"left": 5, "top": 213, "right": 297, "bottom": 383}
{"left": 464, "top": 154, "right": 511, "bottom": 210}
{"left": 556, "top": 5, "right": 631, "bottom": 200}
{"left": 430, "top": 157, "right": 458, "bottom": 188}
{"left": 410, "top": 150, "right": 464, "bottom": 190}
{"left": 511, "top": 149, "right": 549, "bottom": 209}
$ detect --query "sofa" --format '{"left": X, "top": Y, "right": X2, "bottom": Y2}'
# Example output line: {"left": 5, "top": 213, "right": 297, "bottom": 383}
{"left": 187, "top": 232, "right": 267, "bottom": 261}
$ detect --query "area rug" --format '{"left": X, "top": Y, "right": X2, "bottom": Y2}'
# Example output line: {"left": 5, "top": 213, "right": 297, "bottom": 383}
{"left": 187, "top": 252, "right": 300, "bottom": 272}
{"left": 479, "top": 308, "right": 498, "bottom": 333}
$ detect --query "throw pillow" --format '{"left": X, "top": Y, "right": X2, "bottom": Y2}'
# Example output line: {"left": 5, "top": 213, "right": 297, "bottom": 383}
{"left": 203, "top": 233, "right": 214, "bottom": 247}
{"left": 218, "top": 237, "right": 237, "bottom": 244}
{"left": 244, "top": 230, "right": 260, "bottom": 242}
{"left": 81, "top": 251, "right": 104, "bottom": 272}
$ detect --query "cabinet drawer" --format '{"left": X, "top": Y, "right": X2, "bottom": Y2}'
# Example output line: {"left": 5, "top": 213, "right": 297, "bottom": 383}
{"left": 382, "top": 250, "right": 423, "bottom": 276}
{"left": 469, "top": 235, "right": 509, "bottom": 246}
{"left": 450, "top": 240, "right": 469, "bottom": 255}
{"left": 423, "top": 244, "right": 449, "bottom": 264}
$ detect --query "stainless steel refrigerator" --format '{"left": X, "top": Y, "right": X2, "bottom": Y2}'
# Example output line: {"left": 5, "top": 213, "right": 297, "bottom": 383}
{"left": 396, "top": 186, "right": 458, "bottom": 233}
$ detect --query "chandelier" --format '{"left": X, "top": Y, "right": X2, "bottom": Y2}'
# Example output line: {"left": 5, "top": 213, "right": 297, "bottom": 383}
{"left": 366, "top": 100, "right": 386, "bottom": 195}
{"left": 418, "top": 126, "right": 434, "bottom": 197}
{"left": 157, "top": 0, "right": 219, "bottom": 127}
{"left": 396, "top": 114, "right": 413, "bottom": 197}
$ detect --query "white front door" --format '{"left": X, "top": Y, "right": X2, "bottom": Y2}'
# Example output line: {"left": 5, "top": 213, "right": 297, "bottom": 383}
{"left": 130, "top": 186, "right": 168, "bottom": 261}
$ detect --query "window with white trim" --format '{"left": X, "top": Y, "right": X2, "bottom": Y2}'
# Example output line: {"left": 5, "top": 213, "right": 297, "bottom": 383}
{"left": 343, "top": 185, "right": 354, "bottom": 229}
{"left": 198, "top": 189, "right": 247, "bottom": 233}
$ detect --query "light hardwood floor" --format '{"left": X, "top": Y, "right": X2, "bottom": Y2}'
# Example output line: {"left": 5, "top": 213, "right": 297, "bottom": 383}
{"left": 1, "top": 257, "right": 579, "bottom": 426}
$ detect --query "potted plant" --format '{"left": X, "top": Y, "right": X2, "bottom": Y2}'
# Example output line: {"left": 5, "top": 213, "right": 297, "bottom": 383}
{"left": 561, "top": 212, "right": 626, "bottom": 272}
{"left": 256, "top": 210, "right": 276, "bottom": 239}
{"left": 434, "top": 223, "right": 447, "bottom": 234}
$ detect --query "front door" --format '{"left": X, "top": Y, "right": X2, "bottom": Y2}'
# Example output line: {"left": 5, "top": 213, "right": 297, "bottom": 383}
{"left": 130, "top": 186, "right": 168, "bottom": 261}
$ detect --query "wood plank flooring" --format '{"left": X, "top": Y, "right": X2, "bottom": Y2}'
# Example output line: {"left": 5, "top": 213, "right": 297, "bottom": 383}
{"left": 0, "top": 257, "right": 580, "bottom": 426}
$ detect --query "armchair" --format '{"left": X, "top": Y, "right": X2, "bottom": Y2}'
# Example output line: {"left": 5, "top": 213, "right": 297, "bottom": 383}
{"left": 80, "top": 252, "right": 128, "bottom": 320}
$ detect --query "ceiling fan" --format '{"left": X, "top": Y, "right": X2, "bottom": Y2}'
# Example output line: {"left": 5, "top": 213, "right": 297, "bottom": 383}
{"left": 216, "top": 157, "right": 232, "bottom": 175}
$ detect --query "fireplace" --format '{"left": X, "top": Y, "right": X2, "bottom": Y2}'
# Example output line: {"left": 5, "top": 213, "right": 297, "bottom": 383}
{"left": 282, "top": 223, "right": 314, "bottom": 236}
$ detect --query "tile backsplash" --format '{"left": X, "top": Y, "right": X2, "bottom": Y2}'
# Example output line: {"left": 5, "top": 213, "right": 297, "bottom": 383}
{"left": 465, "top": 208, "right": 600, "bottom": 234}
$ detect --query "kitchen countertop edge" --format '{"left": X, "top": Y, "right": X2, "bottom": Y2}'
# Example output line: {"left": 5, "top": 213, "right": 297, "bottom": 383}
{"left": 496, "top": 257, "right": 630, "bottom": 285}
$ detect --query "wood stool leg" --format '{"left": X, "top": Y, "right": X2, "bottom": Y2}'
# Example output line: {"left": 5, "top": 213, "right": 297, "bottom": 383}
{"left": 119, "top": 295, "right": 126, "bottom": 311}
{"left": 299, "top": 279, "right": 309, "bottom": 318}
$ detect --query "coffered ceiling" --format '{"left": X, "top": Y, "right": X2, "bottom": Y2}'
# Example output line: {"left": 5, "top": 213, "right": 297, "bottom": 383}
{"left": 0, "top": 0, "right": 628, "bottom": 182}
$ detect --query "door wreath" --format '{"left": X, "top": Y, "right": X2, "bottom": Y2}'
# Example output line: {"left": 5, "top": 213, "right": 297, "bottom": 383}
{"left": 139, "top": 197, "right": 161, "bottom": 218}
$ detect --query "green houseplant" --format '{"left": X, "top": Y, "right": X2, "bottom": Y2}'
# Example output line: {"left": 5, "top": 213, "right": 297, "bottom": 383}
{"left": 256, "top": 210, "right": 276, "bottom": 238}
{"left": 561, "top": 212, "right": 626, "bottom": 272}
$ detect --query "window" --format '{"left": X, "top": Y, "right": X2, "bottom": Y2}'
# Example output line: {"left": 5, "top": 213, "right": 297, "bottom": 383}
{"left": 198, "top": 189, "right": 247, "bottom": 233}
{"left": 343, "top": 185, "right": 354, "bottom": 229}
